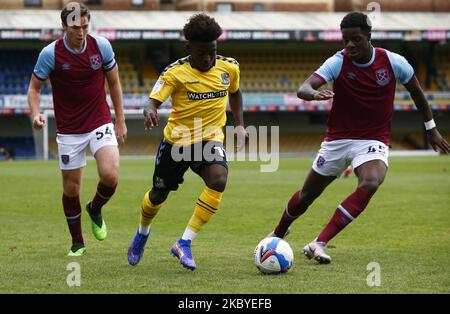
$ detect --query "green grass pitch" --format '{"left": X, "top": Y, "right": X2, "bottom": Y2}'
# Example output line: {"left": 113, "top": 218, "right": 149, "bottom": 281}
{"left": 0, "top": 156, "right": 449, "bottom": 293}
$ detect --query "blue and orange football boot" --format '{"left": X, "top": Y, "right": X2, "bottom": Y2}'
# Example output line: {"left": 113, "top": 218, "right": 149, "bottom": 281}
{"left": 127, "top": 229, "right": 149, "bottom": 266}
{"left": 170, "top": 238, "right": 196, "bottom": 270}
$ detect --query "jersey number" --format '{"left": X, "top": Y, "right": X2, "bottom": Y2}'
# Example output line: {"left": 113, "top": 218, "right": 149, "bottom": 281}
{"left": 367, "top": 145, "right": 385, "bottom": 154}
{"left": 213, "top": 146, "right": 225, "bottom": 157}
{"left": 96, "top": 126, "right": 113, "bottom": 140}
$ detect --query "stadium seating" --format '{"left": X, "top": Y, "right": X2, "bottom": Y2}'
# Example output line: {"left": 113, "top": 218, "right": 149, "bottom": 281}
{"left": 0, "top": 50, "right": 52, "bottom": 95}
{"left": 114, "top": 53, "right": 158, "bottom": 95}
{"left": 1, "top": 45, "right": 449, "bottom": 157}
{"left": 0, "top": 137, "right": 35, "bottom": 160}
{"left": 435, "top": 47, "right": 450, "bottom": 91}
{"left": 115, "top": 47, "right": 449, "bottom": 94}
{"left": 1, "top": 47, "right": 450, "bottom": 95}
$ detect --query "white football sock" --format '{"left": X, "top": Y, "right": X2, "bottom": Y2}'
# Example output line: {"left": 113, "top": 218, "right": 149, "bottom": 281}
{"left": 181, "top": 228, "right": 197, "bottom": 241}
{"left": 139, "top": 224, "right": 151, "bottom": 236}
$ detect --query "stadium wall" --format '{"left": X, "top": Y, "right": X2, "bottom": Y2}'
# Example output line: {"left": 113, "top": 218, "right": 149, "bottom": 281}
{"left": 0, "top": 0, "right": 160, "bottom": 10}
{"left": 2, "top": 0, "right": 449, "bottom": 12}
{"left": 175, "top": 0, "right": 333, "bottom": 12}
{"left": 334, "top": 0, "right": 450, "bottom": 12}
{"left": 1, "top": 18, "right": 449, "bottom": 159}
{"left": 2, "top": 111, "right": 450, "bottom": 159}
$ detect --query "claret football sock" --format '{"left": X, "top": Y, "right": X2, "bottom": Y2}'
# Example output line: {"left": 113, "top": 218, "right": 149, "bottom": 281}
{"left": 62, "top": 194, "right": 84, "bottom": 245}
{"left": 317, "top": 187, "right": 372, "bottom": 243}
{"left": 90, "top": 182, "right": 116, "bottom": 215}
{"left": 274, "top": 190, "right": 305, "bottom": 237}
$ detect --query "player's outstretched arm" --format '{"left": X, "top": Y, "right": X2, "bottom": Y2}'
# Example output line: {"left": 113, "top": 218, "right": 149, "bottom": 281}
{"left": 297, "top": 75, "right": 334, "bottom": 101}
{"left": 143, "top": 98, "right": 162, "bottom": 130}
{"left": 229, "top": 89, "right": 248, "bottom": 151}
{"left": 27, "top": 74, "right": 45, "bottom": 130}
{"left": 405, "top": 76, "right": 450, "bottom": 153}
{"left": 106, "top": 66, "right": 127, "bottom": 144}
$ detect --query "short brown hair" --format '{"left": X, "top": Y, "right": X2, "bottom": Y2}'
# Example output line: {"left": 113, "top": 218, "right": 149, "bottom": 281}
{"left": 61, "top": 2, "right": 90, "bottom": 26}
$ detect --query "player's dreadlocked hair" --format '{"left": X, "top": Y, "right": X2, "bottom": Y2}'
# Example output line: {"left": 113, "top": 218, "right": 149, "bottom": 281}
{"left": 340, "top": 12, "right": 372, "bottom": 34}
{"left": 183, "top": 13, "right": 223, "bottom": 42}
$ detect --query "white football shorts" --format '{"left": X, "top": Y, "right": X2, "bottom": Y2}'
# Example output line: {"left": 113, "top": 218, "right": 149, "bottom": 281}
{"left": 312, "top": 139, "right": 389, "bottom": 177}
{"left": 56, "top": 123, "right": 118, "bottom": 170}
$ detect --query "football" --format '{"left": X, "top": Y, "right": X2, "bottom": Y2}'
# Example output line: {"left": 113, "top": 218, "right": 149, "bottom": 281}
{"left": 254, "top": 237, "right": 293, "bottom": 274}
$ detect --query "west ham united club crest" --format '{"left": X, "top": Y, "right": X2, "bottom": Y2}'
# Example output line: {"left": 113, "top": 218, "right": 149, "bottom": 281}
{"left": 375, "top": 68, "right": 391, "bottom": 86}
{"left": 316, "top": 155, "right": 325, "bottom": 168}
{"left": 221, "top": 72, "right": 229, "bottom": 85}
{"left": 89, "top": 54, "right": 102, "bottom": 70}
{"left": 61, "top": 155, "right": 70, "bottom": 165}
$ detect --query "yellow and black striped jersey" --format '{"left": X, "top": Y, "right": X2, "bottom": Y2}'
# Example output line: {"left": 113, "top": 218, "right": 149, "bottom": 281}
{"left": 150, "top": 55, "right": 240, "bottom": 145}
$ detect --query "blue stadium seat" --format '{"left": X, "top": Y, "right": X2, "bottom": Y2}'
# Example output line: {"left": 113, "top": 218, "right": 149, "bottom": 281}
{"left": 0, "top": 137, "right": 36, "bottom": 160}
{"left": 0, "top": 50, "right": 41, "bottom": 95}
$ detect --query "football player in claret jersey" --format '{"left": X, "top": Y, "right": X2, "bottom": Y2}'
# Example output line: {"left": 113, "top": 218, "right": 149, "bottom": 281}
{"left": 28, "top": 3, "right": 127, "bottom": 256}
{"left": 267, "top": 12, "right": 450, "bottom": 263}
{"left": 127, "top": 13, "right": 247, "bottom": 270}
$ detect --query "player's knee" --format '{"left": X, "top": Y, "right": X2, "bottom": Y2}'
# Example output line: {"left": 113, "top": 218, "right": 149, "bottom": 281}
{"left": 100, "top": 172, "right": 119, "bottom": 187}
{"left": 206, "top": 174, "right": 227, "bottom": 192}
{"left": 63, "top": 181, "right": 80, "bottom": 197}
{"left": 359, "top": 178, "right": 382, "bottom": 195}
{"left": 97, "top": 158, "right": 119, "bottom": 185}
{"left": 149, "top": 188, "right": 169, "bottom": 205}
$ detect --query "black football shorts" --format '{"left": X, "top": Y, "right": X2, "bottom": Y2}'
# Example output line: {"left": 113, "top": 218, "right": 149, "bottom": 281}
{"left": 152, "top": 138, "right": 228, "bottom": 191}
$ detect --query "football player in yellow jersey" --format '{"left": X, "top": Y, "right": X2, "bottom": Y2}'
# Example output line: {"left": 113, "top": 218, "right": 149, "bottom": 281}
{"left": 127, "top": 13, "right": 248, "bottom": 270}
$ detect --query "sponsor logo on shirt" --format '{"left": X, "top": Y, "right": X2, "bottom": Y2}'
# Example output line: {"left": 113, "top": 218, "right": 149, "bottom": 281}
{"left": 62, "top": 64, "right": 71, "bottom": 70}
{"left": 187, "top": 90, "right": 228, "bottom": 100}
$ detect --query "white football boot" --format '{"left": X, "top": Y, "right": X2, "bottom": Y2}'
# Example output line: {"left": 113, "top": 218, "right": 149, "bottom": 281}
{"left": 303, "top": 239, "right": 332, "bottom": 264}
{"left": 266, "top": 227, "right": 291, "bottom": 239}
